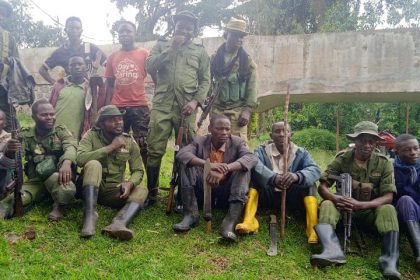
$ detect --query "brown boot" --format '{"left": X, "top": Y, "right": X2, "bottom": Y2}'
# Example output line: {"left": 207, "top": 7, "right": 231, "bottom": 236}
{"left": 48, "top": 203, "right": 66, "bottom": 221}
{"left": 102, "top": 201, "right": 142, "bottom": 241}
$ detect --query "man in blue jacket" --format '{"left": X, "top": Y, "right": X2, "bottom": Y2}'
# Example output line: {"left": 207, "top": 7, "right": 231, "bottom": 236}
{"left": 236, "top": 121, "right": 321, "bottom": 243}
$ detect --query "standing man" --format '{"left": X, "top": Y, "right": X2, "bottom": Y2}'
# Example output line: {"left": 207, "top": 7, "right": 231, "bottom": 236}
{"left": 235, "top": 121, "right": 321, "bottom": 244}
{"left": 105, "top": 21, "right": 150, "bottom": 165}
{"left": 77, "top": 105, "right": 147, "bottom": 240}
{"left": 173, "top": 115, "right": 257, "bottom": 241}
{"left": 311, "top": 121, "right": 401, "bottom": 279}
{"left": 0, "top": 99, "right": 77, "bottom": 221}
{"left": 145, "top": 11, "right": 210, "bottom": 205}
{"left": 0, "top": 0, "right": 19, "bottom": 132}
{"left": 38, "top": 16, "right": 106, "bottom": 84}
{"left": 393, "top": 134, "right": 420, "bottom": 269}
{"left": 210, "top": 17, "right": 257, "bottom": 141}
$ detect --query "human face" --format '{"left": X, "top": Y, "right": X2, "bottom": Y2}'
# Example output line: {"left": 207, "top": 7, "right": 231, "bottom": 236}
{"left": 68, "top": 57, "right": 86, "bottom": 80}
{"left": 354, "top": 134, "right": 377, "bottom": 161}
{"left": 270, "top": 122, "right": 291, "bottom": 153}
{"left": 210, "top": 118, "right": 231, "bottom": 147}
{"left": 65, "top": 20, "right": 83, "bottom": 42}
{"left": 174, "top": 19, "right": 195, "bottom": 40}
{"left": 102, "top": 116, "right": 124, "bottom": 136}
{"left": 396, "top": 139, "right": 419, "bottom": 165}
{"left": 33, "top": 104, "right": 55, "bottom": 131}
{"left": 118, "top": 23, "right": 135, "bottom": 49}
{"left": 225, "top": 31, "right": 245, "bottom": 52}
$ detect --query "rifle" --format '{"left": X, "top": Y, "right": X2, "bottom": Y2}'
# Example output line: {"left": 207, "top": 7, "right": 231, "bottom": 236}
{"left": 9, "top": 106, "right": 24, "bottom": 217}
{"left": 166, "top": 116, "right": 185, "bottom": 215}
{"left": 280, "top": 85, "right": 290, "bottom": 240}
{"left": 329, "top": 173, "right": 352, "bottom": 253}
{"left": 197, "top": 78, "right": 225, "bottom": 129}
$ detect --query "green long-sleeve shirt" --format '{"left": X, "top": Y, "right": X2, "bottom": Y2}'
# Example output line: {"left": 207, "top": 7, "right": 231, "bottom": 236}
{"left": 77, "top": 129, "right": 143, "bottom": 186}
{"left": 146, "top": 38, "right": 210, "bottom": 112}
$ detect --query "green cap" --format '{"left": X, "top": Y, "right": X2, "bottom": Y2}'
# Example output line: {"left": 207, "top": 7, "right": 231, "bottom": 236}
{"left": 346, "top": 121, "right": 384, "bottom": 140}
{"left": 95, "top": 105, "right": 125, "bottom": 126}
{"left": 0, "top": 1, "right": 12, "bottom": 18}
{"left": 172, "top": 10, "right": 198, "bottom": 26}
{"left": 225, "top": 17, "right": 248, "bottom": 36}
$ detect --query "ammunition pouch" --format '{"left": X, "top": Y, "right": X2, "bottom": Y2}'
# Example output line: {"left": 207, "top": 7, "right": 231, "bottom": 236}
{"left": 35, "top": 155, "right": 57, "bottom": 180}
{"left": 351, "top": 179, "right": 373, "bottom": 201}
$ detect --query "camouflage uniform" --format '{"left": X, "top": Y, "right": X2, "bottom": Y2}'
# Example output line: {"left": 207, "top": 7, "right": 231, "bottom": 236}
{"left": 0, "top": 125, "right": 77, "bottom": 218}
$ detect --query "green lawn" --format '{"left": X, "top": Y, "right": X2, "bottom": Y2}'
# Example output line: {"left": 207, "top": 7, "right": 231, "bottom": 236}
{"left": 1, "top": 120, "right": 418, "bottom": 279}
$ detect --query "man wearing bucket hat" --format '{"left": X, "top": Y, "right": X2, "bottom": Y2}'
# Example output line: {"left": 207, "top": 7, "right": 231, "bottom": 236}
{"left": 145, "top": 10, "right": 210, "bottom": 205}
{"left": 311, "top": 121, "right": 401, "bottom": 279}
{"left": 0, "top": 99, "right": 77, "bottom": 221}
{"left": 210, "top": 17, "right": 257, "bottom": 141}
{"left": 77, "top": 105, "right": 147, "bottom": 240}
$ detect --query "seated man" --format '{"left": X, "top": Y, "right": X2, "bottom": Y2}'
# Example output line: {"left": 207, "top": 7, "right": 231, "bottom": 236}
{"left": 77, "top": 105, "right": 148, "bottom": 241}
{"left": 173, "top": 115, "right": 257, "bottom": 241}
{"left": 311, "top": 121, "right": 401, "bottom": 279}
{"left": 0, "top": 99, "right": 77, "bottom": 221}
{"left": 235, "top": 121, "right": 321, "bottom": 244}
{"left": 393, "top": 134, "right": 419, "bottom": 269}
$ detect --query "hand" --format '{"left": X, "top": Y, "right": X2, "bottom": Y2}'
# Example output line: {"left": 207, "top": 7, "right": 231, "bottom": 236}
{"left": 237, "top": 108, "right": 252, "bottom": 127}
{"left": 119, "top": 181, "right": 134, "bottom": 199}
{"left": 333, "top": 196, "right": 363, "bottom": 213}
{"left": 206, "top": 170, "right": 225, "bottom": 186}
{"left": 182, "top": 100, "right": 198, "bottom": 116}
{"left": 171, "top": 35, "right": 186, "bottom": 50}
{"left": 281, "top": 172, "right": 299, "bottom": 189}
{"left": 0, "top": 153, "right": 16, "bottom": 168}
{"left": 5, "top": 138, "right": 20, "bottom": 155}
{"left": 210, "top": 163, "right": 229, "bottom": 175}
{"left": 58, "top": 160, "right": 72, "bottom": 186}
{"left": 109, "top": 136, "right": 125, "bottom": 151}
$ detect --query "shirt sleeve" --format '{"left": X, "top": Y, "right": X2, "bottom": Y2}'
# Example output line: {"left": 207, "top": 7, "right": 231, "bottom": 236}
{"left": 76, "top": 132, "right": 109, "bottom": 167}
{"left": 194, "top": 48, "right": 211, "bottom": 106}
{"left": 379, "top": 160, "right": 397, "bottom": 195}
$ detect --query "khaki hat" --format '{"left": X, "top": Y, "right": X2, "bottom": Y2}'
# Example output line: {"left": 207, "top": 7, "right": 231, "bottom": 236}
{"left": 346, "top": 121, "right": 384, "bottom": 141}
{"left": 172, "top": 10, "right": 198, "bottom": 26}
{"left": 225, "top": 17, "right": 248, "bottom": 36}
{"left": 95, "top": 105, "right": 125, "bottom": 126}
{"left": 0, "top": 1, "right": 12, "bottom": 18}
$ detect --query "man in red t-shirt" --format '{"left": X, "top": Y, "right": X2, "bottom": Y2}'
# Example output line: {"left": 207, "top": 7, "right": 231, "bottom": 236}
{"left": 105, "top": 21, "right": 150, "bottom": 165}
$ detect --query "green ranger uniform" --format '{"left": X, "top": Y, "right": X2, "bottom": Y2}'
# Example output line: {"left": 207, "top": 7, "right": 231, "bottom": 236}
{"left": 0, "top": 125, "right": 77, "bottom": 216}
{"left": 145, "top": 38, "right": 210, "bottom": 167}
{"left": 319, "top": 148, "right": 399, "bottom": 234}
{"left": 211, "top": 53, "right": 257, "bottom": 140}
{"left": 77, "top": 129, "right": 147, "bottom": 208}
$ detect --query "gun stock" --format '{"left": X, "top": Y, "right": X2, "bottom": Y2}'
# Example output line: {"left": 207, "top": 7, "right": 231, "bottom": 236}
{"left": 10, "top": 124, "right": 24, "bottom": 217}
{"left": 197, "top": 79, "right": 225, "bottom": 129}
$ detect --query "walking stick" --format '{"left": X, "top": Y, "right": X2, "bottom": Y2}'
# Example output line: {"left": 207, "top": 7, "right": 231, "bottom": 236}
{"left": 280, "top": 85, "right": 290, "bottom": 240}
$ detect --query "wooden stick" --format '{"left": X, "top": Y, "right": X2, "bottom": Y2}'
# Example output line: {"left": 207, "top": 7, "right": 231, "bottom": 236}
{"left": 280, "top": 85, "right": 290, "bottom": 240}
{"left": 336, "top": 106, "right": 340, "bottom": 153}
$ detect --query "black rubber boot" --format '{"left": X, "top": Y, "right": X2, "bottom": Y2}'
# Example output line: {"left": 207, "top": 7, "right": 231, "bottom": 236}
{"left": 379, "top": 231, "right": 401, "bottom": 280}
{"left": 406, "top": 221, "right": 420, "bottom": 270}
{"left": 220, "top": 202, "right": 244, "bottom": 242}
{"left": 80, "top": 185, "right": 99, "bottom": 238}
{"left": 48, "top": 203, "right": 66, "bottom": 221}
{"left": 145, "top": 166, "right": 160, "bottom": 207}
{"left": 173, "top": 187, "right": 199, "bottom": 232}
{"left": 102, "top": 201, "right": 142, "bottom": 241}
{"left": 310, "top": 223, "right": 346, "bottom": 267}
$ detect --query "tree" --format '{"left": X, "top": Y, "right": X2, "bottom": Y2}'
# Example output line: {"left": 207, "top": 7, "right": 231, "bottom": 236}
{"left": 5, "top": 0, "right": 64, "bottom": 48}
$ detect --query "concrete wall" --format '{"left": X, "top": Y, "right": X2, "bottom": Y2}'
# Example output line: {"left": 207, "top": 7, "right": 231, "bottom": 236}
{"left": 19, "top": 28, "right": 420, "bottom": 113}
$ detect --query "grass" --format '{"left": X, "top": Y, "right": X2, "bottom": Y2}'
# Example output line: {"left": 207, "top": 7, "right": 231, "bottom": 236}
{"left": 1, "top": 120, "right": 418, "bottom": 279}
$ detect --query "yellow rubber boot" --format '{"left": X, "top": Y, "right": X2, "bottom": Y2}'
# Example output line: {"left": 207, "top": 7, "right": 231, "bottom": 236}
{"left": 235, "top": 188, "right": 259, "bottom": 234}
{"left": 304, "top": 196, "right": 319, "bottom": 244}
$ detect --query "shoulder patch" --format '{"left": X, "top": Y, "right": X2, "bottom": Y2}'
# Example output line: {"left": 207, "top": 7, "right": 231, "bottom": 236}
{"left": 376, "top": 152, "right": 391, "bottom": 160}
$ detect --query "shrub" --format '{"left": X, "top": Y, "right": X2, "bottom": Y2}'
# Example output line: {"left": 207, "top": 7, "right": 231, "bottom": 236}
{"left": 292, "top": 128, "right": 349, "bottom": 151}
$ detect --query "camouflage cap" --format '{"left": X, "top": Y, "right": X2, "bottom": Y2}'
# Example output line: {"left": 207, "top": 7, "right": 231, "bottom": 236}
{"left": 346, "top": 121, "right": 385, "bottom": 141}
{"left": 225, "top": 17, "right": 248, "bottom": 36}
{"left": 95, "top": 105, "right": 125, "bottom": 126}
{"left": 0, "top": 1, "right": 12, "bottom": 17}
{"left": 172, "top": 10, "right": 198, "bottom": 26}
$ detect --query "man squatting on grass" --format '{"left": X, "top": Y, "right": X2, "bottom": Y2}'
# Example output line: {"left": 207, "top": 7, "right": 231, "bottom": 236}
{"left": 393, "top": 134, "right": 420, "bottom": 270}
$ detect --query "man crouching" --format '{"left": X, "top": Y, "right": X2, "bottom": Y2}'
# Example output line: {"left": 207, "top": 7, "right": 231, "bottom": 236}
{"left": 77, "top": 105, "right": 147, "bottom": 240}
{"left": 173, "top": 114, "right": 257, "bottom": 241}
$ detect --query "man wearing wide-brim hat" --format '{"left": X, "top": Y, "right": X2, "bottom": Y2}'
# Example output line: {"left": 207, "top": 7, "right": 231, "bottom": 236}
{"left": 311, "top": 121, "right": 401, "bottom": 279}
{"left": 210, "top": 17, "right": 258, "bottom": 141}
{"left": 145, "top": 10, "right": 210, "bottom": 206}
{"left": 76, "top": 105, "right": 148, "bottom": 240}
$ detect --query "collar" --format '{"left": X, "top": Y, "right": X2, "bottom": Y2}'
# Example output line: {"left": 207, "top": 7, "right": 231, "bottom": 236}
{"left": 211, "top": 142, "right": 226, "bottom": 153}
{"left": 64, "top": 76, "right": 88, "bottom": 88}
{"left": 268, "top": 141, "right": 296, "bottom": 157}
{"left": 63, "top": 40, "right": 84, "bottom": 49}
{"left": 26, "top": 126, "right": 55, "bottom": 139}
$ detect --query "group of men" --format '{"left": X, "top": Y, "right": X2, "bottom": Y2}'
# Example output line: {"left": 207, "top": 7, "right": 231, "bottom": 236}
{"left": 0, "top": 2, "right": 418, "bottom": 279}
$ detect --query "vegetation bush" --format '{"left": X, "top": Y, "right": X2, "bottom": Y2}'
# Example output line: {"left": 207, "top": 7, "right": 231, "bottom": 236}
{"left": 292, "top": 127, "right": 349, "bottom": 151}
